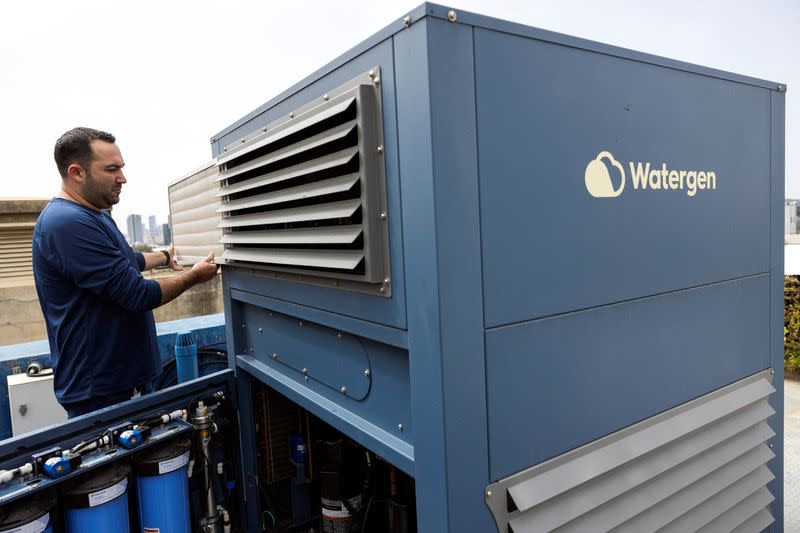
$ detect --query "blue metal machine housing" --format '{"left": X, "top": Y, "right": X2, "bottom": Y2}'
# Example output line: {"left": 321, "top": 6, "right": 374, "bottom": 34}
{"left": 209, "top": 3, "right": 786, "bottom": 532}
{"left": 0, "top": 4, "right": 784, "bottom": 533}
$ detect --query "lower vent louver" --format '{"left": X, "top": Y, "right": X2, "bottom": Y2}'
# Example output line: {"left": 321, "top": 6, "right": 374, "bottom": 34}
{"left": 485, "top": 370, "right": 776, "bottom": 533}
{"left": 216, "top": 68, "right": 390, "bottom": 296}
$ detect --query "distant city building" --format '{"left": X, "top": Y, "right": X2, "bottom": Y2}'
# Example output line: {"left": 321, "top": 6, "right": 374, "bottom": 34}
{"left": 787, "top": 200, "right": 800, "bottom": 235}
{"left": 148, "top": 215, "right": 157, "bottom": 242}
{"left": 162, "top": 223, "right": 172, "bottom": 246}
{"left": 126, "top": 214, "right": 144, "bottom": 244}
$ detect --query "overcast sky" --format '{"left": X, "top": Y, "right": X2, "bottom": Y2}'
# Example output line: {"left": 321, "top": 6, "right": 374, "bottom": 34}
{"left": 1, "top": 0, "right": 797, "bottom": 230}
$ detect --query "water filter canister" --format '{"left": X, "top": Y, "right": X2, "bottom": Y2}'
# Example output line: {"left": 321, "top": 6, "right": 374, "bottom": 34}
{"left": 175, "top": 331, "right": 198, "bottom": 383}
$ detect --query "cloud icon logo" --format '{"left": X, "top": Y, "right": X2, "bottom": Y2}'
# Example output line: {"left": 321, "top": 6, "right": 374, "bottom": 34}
{"left": 585, "top": 151, "right": 625, "bottom": 198}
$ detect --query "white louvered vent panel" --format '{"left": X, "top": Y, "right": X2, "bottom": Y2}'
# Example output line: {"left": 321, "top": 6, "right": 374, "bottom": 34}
{"left": 0, "top": 223, "right": 35, "bottom": 280}
{"left": 216, "top": 68, "right": 390, "bottom": 295}
{"left": 485, "top": 370, "right": 776, "bottom": 533}
{"left": 168, "top": 162, "right": 223, "bottom": 264}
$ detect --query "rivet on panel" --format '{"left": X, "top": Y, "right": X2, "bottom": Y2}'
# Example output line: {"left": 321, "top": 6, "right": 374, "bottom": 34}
{"left": 384, "top": 277, "right": 391, "bottom": 285}
{"left": 249, "top": 347, "right": 254, "bottom": 353}
{"left": 486, "top": 490, "right": 492, "bottom": 498}
{"left": 448, "top": 10, "right": 457, "bottom": 22}
{"left": 299, "top": 321, "right": 304, "bottom": 327}
{"left": 373, "top": 77, "right": 381, "bottom": 87}
{"left": 340, "top": 386, "right": 347, "bottom": 394}
{"left": 303, "top": 368, "right": 308, "bottom": 380}
{"left": 272, "top": 353, "right": 278, "bottom": 360}
{"left": 368, "top": 69, "right": 376, "bottom": 79}
{"left": 364, "top": 369, "right": 370, "bottom": 378}
{"left": 379, "top": 212, "right": 387, "bottom": 221}
{"left": 376, "top": 145, "right": 384, "bottom": 153}
{"left": 397, "top": 423, "right": 404, "bottom": 432}
{"left": 379, "top": 287, "right": 385, "bottom": 293}
{"left": 262, "top": 126, "right": 268, "bottom": 132}
{"left": 258, "top": 328, "right": 262, "bottom": 333}
{"left": 223, "top": 147, "right": 228, "bottom": 152}
{"left": 337, "top": 332, "right": 343, "bottom": 340}
{"left": 769, "top": 443, "right": 774, "bottom": 448}
{"left": 241, "top": 323, "right": 246, "bottom": 328}
{"left": 241, "top": 137, "right": 246, "bottom": 143}
{"left": 289, "top": 112, "right": 295, "bottom": 118}
{"left": 403, "top": 16, "right": 411, "bottom": 27}
{"left": 323, "top": 94, "right": 329, "bottom": 101}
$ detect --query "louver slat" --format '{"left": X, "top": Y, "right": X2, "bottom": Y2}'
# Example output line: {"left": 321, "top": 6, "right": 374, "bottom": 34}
{"left": 221, "top": 248, "right": 363, "bottom": 270}
{"left": 696, "top": 487, "right": 774, "bottom": 532}
{"left": 485, "top": 371, "right": 776, "bottom": 533}
{"left": 218, "top": 199, "right": 360, "bottom": 229}
{"left": 217, "top": 147, "right": 358, "bottom": 198}
{"left": 220, "top": 226, "right": 361, "bottom": 245}
{"left": 218, "top": 173, "right": 360, "bottom": 213}
{"left": 730, "top": 508, "right": 774, "bottom": 533}
{"left": 216, "top": 97, "right": 357, "bottom": 167}
{"left": 215, "top": 121, "right": 358, "bottom": 183}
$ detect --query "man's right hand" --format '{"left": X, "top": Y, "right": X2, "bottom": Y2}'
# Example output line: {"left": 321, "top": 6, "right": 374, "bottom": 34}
{"left": 190, "top": 252, "right": 219, "bottom": 284}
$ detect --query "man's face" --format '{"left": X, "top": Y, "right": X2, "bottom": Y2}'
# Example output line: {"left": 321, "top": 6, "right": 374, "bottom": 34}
{"left": 80, "top": 140, "right": 126, "bottom": 210}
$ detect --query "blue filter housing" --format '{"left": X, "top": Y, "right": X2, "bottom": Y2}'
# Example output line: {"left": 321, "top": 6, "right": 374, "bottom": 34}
{"left": 134, "top": 437, "right": 191, "bottom": 533}
{"left": 175, "top": 331, "right": 198, "bottom": 383}
{"left": 0, "top": 491, "right": 55, "bottom": 533}
{"left": 62, "top": 462, "right": 130, "bottom": 533}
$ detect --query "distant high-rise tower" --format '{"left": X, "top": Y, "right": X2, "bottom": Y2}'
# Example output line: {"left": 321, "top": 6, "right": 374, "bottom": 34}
{"left": 162, "top": 223, "right": 172, "bottom": 246}
{"left": 126, "top": 214, "right": 144, "bottom": 243}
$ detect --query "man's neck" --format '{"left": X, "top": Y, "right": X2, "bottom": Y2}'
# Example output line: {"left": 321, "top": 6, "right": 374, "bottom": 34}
{"left": 57, "top": 185, "right": 101, "bottom": 212}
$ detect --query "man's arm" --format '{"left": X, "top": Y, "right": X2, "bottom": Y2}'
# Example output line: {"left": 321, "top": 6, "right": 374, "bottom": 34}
{"left": 155, "top": 252, "right": 218, "bottom": 306}
{"left": 142, "top": 246, "right": 183, "bottom": 271}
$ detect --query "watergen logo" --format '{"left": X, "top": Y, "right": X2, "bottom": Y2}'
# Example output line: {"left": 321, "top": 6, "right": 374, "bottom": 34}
{"left": 584, "top": 151, "right": 717, "bottom": 198}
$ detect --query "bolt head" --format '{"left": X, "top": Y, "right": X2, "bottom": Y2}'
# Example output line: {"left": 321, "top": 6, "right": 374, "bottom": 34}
{"left": 403, "top": 15, "right": 411, "bottom": 27}
{"left": 364, "top": 368, "right": 370, "bottom": 377}
{"left": 340, "top": 386, "right": 347, "bottom": 394}
{"left": 397, "top": 423, "right": 404, "bottom": 431}
{"left": 323, "top": 94, "right": 329, "bottom": 101}
{"left": 272, "top": 353, "right": 278, "bottom": 360}
{"left": 376, "top": 145, "right": 384, "bottom": 153}
{"left": 379, "top": 212, "right": 387, "bottom": 220}
{"left": 384, "top": 277, "right": 391, "bottom": 285}
{"left": 241, "top": 137, "right": 246, "bottom": 143}
{"left": 379, "top": 286, "right": 385, "bottom": 293}
{"left": 486, "top": 490, "right": 492, "bottom": 498}
{"left": 373, "top": 77, "right": 381, "bottom": 87}
{"left": 289, "top": 112, "right": 295, "bottom": 118}
{"left": 223, "top": 147, "right": 228, "bottom": 152}
{"left": 262, "top": 126, "right": 268, "bottom": 132}
{"left": 258, "top": 327, "right": 262, "bottom": 333}
{"left": 448, "top": 10, "right": 457, "bottom": 22}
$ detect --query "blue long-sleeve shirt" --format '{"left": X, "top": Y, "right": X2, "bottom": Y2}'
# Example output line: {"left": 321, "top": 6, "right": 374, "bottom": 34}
{"left": 32, "top": 198, "right": 162, "bottom": 404}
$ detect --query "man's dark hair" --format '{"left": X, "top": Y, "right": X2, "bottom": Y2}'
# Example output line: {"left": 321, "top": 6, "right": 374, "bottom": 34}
{"left": 54, "top": 127, "right": 116, "bottom": 179}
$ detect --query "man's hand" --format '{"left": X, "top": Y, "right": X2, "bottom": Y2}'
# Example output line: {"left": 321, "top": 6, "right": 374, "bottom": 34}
{"left": 166, "top": 246, "right": 183, "bottom": 271}
{"left": 156, "top": 252, "right": 219, "bottom": 306}
{"left": 190, "top": 252, "right": 219, "bottom": 283}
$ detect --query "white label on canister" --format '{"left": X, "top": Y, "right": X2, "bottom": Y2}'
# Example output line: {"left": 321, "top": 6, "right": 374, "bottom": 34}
{"left": 321, "top": 494, "right": 362, "bottom": 519}
{"left": 88, "top": 477, "right": 128, "bottom": 507}
{"left": 157, "top": 450, "right": 190, "bottom": 475}
{"left": 3, "top": 513, "right": 49, "bottom": 533}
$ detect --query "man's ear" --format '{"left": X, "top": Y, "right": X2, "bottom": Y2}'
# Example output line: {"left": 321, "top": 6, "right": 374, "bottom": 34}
{"left": 66, "top": 163, "right": 86, "bottom": 183}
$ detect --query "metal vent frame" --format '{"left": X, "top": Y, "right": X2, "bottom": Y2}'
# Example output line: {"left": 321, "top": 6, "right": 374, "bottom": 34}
{"left": 216, "top": 68, "right": 391, "bottom": 297}
{"left": 485, "top": 370, "right": 776, "bottom": 533}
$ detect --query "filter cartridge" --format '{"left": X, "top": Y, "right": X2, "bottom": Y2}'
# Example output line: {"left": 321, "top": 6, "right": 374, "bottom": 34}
{"left": 62, "top": 462, "right": 131, "bottom": 533}
{"left": 134, "top": 437, "right": 192, "bottom": 533}
{"left": 0, "top": 491, "right": 56, "bottom": 533}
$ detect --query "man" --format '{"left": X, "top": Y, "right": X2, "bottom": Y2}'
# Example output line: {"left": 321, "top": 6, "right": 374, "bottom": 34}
{"left": 32, "top": 127, "right": 219, "bottom": 418}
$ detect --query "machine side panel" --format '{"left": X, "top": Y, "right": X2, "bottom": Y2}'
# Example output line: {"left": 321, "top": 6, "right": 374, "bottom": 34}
{"left": 767, "top": 89, "right": 785, "bottom": 532}
{"left": 220, "top": 38, "right": 407, "bottom": 330}
{"left": 474, "top": 28, "right": 771, "bottom": 327}
{"left": 485, "top": 275, "right": 770, "bottom": 481}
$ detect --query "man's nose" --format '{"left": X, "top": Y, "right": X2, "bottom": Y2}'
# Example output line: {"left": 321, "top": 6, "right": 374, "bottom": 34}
{"left": 117, "top": 170, "right": 127, "bottom": 183}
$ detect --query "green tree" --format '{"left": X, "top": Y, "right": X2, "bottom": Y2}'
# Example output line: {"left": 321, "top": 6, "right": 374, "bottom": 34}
{"left": 785, "top": 276, "right": 800, "bottom": 372}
